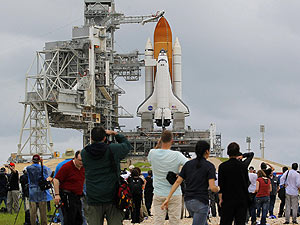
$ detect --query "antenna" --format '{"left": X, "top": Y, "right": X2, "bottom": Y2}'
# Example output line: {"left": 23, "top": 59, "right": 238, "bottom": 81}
{"left": 260, "top": 125, "right": 265, "bottom": 159}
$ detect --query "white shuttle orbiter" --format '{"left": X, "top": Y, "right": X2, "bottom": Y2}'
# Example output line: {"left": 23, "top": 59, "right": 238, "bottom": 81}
{"left": 137, "top": 49, "right": 189, "bottom": 130}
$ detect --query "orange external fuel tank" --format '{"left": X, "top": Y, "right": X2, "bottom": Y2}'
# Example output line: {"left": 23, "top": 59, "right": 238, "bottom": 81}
{"left": 154, "top": 17, "right": 173, "bottom": 81}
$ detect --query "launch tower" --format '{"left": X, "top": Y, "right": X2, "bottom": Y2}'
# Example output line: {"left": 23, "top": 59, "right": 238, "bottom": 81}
{"left": 17, "top": 0, "right": 164, "bottom": 158}
{"left": 16, "top": 0, "right": 223, "bottom": 160}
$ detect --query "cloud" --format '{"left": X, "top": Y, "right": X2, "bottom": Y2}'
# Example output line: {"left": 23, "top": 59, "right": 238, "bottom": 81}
{"left": 1, "top": 0, "right": 300, "bottom": 166}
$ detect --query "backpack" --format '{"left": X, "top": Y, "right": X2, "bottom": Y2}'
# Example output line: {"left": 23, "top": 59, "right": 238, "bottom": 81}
{"left": 128, "top": 177, "right": 143, "bottom": 197}
{"left": 117, "top": 177, "right": 133, "bottom": 210}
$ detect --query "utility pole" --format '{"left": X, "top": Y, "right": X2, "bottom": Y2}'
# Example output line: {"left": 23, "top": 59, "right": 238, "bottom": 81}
{"left": 260, "top": 125, "right": 265, "bottom": 159}
{"left": 246, "top": 137, "right": 251, "bottom": 152}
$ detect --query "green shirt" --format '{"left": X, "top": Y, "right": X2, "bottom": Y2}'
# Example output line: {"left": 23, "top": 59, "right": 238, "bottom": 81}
{"left": 81, "top": 134, "right": 132, "bottom": 205}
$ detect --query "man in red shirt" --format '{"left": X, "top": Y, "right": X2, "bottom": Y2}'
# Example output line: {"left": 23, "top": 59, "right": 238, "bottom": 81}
{"left": 54, "top": 150, "right": 85, "bottom": 225}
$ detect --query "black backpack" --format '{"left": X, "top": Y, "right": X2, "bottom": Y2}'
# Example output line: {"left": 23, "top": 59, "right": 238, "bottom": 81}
{"left": 128, "top": 177, "right": 143, "bottom": 197}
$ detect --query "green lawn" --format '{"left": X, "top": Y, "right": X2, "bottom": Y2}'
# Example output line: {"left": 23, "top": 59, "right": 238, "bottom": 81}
{"left": 0, "top": 200, "right": 57, "bottom": 225}
{"left": 133, "top": 162, "right": 152, "bottom": 172}
{"left": 217, "top": 157, "right": 229, "bottom": 163}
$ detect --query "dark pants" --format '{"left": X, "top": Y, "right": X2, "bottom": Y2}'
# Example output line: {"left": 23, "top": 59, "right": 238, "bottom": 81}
{"left": 209, "top": 190, "right": 218, "bottom": 217}
{"left": 131, "top": 195, "right": 142, "bottom": 223}
{"left": 269, "top": 195, "right": 276, "bottom": 216}
{"left": 61, "top": 191, "right": 83, "bottom": 225}
{"left": 249, "top": 193, "right": 256, "bottom": 223}
{"left": 220, "top": 202, "right": 248, "bottom": 225}
{"left": 256, "top": 196, "right": 270, "bottom": 225}
{"left": 279, "top": 193, "right": 286, "bottom": 216}
{"left": 144, "top": 192, "right": 153, "bottom": 216}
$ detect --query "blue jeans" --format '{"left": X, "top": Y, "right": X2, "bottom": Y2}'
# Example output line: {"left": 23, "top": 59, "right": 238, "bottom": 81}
{"left": 269, "top": 195, "right": 276, "bottom": 216}
{"left": 185, "top": 199, "right": 209, "bottom": 225}
{"left": 256, "top": 196, "right": 270, "bottom": 225}
{"left": 249, "top": 193, "right": 257, "bottom": 223}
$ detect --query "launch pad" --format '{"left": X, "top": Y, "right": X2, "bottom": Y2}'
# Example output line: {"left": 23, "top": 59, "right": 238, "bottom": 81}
{"left": 16, "top": 0, "right": 223, "bottom": 161}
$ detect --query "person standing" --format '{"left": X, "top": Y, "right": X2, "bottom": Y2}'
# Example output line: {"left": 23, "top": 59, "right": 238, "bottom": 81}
{"left": 53, "top": 148, "right": 75, "bottom": 225}
{"left": 54, "top": 150, "right": 85, "bottom": 225}
{"left": 268, "top": 172, "right": 278, "bottom": 218}
{"left": 144, "top": 170, "right": 154, "bottom": 216}
{"left": 148, "top": 130, "right": 188, "bottom": 225}
{"left": 6, "top": 162, "right": 19, "bottom": 214}
{"left": 278, "top": 166, "right": 288, "bottom": 217}
{"left": 255, "top": 170, "right": 271, "bottom": 225}
{"left": 81, "top": 127, "right": 132, "bottom": 225}
{"left": 218, "top": 142, "right": 250, "bottom": 225}
{"left": 248, "top": 166, "right": 257, "bottom": 225}
{"left": 280, "top": 163, "right": 300, "bottom": 224}
{"left": 0, "top": 167, "right": 8, "bottom": 211}
{"left": 127, "top": 168, "right": 144, "bottom": 224}
{"left": 27, "top": 154, "right": 52, "bottom": 225}
{"left": 20, "top": 168, "right": 30, "bottom": 225}
{"left": 161, "top": 140, "right": 219, "bottom": 225}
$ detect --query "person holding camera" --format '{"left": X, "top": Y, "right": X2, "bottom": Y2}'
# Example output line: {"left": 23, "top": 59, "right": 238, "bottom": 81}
{"left": 81, "top": 127, "right": 132, "bottom": 225}
{"left": 6, "top": 162, "right": 19, "bottom": 214}
{"left": 26, "top": 154, "right": 52, "bottom": 225}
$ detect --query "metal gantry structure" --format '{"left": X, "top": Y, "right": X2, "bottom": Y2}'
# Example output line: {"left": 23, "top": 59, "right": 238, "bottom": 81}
{"left": 17, "top": 0, "right": 223, "bottom": 160}
{"left": 17, "top": 0, "right": 164, "bottom": 158}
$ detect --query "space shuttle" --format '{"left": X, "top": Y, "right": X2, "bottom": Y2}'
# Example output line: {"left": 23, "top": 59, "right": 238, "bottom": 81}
{"left": 137, "top": 17, "right": 189, "bottom": 131}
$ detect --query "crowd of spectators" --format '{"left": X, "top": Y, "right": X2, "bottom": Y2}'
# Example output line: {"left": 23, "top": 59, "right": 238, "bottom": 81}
{"left": 1, "top": 128, "right": 300, "bottom": 225}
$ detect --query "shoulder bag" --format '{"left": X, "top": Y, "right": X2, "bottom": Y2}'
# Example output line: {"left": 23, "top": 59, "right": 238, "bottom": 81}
{"left": 38, "top": 161, "right": 52, "bottom": 191}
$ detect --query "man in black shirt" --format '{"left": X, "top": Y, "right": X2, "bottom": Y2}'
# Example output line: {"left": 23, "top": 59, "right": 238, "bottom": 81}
{"left": 261, "top": 162, "right": 274, "bottom": 178}
{"left": 0, "top": 167, "right": 8, "bottom": 211}
{"left": 144, "top": 170, "right": 154, "bottom": 216}
{"left": 6, "top": 162, "right": 20, "bottom": 213}
{"left": 20, "top": 169, "right": 31, "bottom": 225}
{"left": 218, "top": 142, "right": 250, "bottom": 225}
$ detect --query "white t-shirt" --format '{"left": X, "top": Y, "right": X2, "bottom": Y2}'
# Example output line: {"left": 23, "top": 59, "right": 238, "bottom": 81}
{"left": 248, "top": 172, "right": 258, "bottom": 193}
{"left": 148, "top": 148, "right": 188, "bottom": 196}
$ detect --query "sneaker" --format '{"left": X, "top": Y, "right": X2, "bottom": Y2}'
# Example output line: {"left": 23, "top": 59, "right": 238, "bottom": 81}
{"left": 283, "top": 222, "right": 290, "bottom": 224}
{"left": 293, "top": 221, "right": 298, "bottom": 224}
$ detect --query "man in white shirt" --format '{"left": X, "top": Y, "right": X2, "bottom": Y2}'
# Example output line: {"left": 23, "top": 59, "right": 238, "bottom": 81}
{"left": 148, "top": 130, "right": 188, "bottom": 225}
{"left": 248, "top": 166, "right": 257, "bottom": 225}
{"left": 280, "top": 163, "right": 300, "bottom": 224}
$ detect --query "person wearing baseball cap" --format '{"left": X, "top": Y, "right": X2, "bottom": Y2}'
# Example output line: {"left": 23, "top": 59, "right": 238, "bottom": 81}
{"left": 6, "top": 162, "right": 19, "bottom": 214}
{"left": 26, "top": 154, "right": 52, "bottom": 225}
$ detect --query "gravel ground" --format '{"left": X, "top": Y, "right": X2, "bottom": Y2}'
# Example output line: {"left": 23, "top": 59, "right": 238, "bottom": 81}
{"left": 118, "top": 198, "right": 290, "bottom": 225}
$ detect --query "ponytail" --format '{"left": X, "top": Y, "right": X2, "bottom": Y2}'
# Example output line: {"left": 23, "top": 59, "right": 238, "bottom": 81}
{"left": 195, "top": 141, "right": 210, "bottom": 168}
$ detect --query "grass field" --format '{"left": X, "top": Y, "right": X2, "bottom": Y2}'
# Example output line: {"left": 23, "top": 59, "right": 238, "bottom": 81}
{"left": 217, "top": 157, "right": 229, "bottom": 163}
{"left": 0, "top": 200, "right": 57, "bottom": 225}
{"left": 133, "top": 162, "right": 151, "bottom": 172}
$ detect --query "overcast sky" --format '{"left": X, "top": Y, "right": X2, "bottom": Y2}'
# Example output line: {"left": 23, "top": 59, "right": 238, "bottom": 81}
{"left": 1, "top": 0, "right": 300, "bottom": 166}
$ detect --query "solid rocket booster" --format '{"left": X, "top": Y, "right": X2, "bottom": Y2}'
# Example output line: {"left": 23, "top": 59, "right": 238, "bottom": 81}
{"left": 145, "top": 38, "right": 154, "bottom": 99}
{"left": 139, "top": 17, "right": 189, "bottom": 129}
{"left": 173, "top": 37, "right": 182, "bottom": 99}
